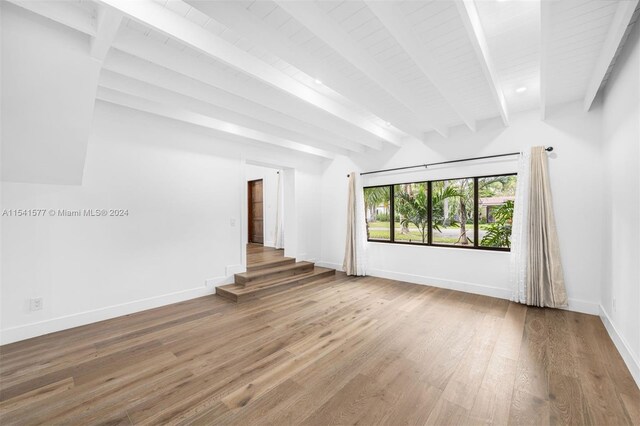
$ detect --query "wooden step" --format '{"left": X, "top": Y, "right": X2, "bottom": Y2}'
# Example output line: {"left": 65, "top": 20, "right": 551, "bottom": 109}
{"left": 246, "top": 256, "right": 296, "bottom": 272}
{"left": 235, "top": 261, "right": 314, "bottom": 286}
{"left": 217, "top": 267, "right": 335, "bottom": 303}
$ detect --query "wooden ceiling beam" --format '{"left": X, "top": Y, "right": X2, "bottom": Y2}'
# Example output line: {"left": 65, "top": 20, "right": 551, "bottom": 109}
{"left": 90, "top": 5, "right": 123, "bottom": 61}
{"left": 99, "top": 0, "right": 400, "bottom": 146}
{"left": 96, "top": 87, "right": 336, "bottom": 160}
{"left": 112, "top": 30, "right": 382, "bottom": 151}
{"left": 184, "top": 0, "right": 426, "bottom": 143}
{"left": 455, "top": 0, "right": 509, "bottom": 126}
{"left": 6, "top": 0, "right": 95, "bottom": 36}
{"left": 99, "top": 69, "right": 356, "bottom": 156}
{"left": 103, "top": 50, "right": 365, "bottom": 153}
{"left": 366, "top": 1, "right": 477, "bottom": 132}
{"left": 275, "top": 0, "right": 449, "bottom": 138}
{"left": 583, "top": 0, "right": 639, "bottom": 111}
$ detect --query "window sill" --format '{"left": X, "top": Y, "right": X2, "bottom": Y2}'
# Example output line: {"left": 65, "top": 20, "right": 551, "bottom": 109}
{"left": 365, "top": 240, "right": 510, "bottom": 252}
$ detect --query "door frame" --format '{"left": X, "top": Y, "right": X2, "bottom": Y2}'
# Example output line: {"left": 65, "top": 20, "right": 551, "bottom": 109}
{"left": 240, "top": 160, "right": 297, "bottom": 273}
{"left": 247, "top": 178, "right": 264, "bottom": 244}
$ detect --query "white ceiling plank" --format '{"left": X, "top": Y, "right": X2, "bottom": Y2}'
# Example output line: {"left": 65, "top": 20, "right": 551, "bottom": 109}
{"left": 583, "top": 0, "right": 639, "bottom": 111}
{"left": 103, "top": 50, "right": 364, "bottom": 153}
{"left": 112, "top": 31, "right": 382, "bottom": 151}
{"left": 455, "top": 0, "right": 509, "bottom": 126}
{"left": 366, "top": 1, "right": 477, "bottom": 132}
{"left": 96, "top": 86, "right": 335, "bottom": 160}
{"left": 184, "top": 0, "right": 426, "bottom": 142}
{"left": 99, "top": 68, "right": 356, "bottom": 156}
{"left": 6, "top": 0, "right": 96, "bottom": 36}
{"left": 540, "top": 0, "right": 551, "bottom": 120}
{"left": 90, "top": 5, "right": 123, "bottom": 61}
{"left": 275, "top": 0, "right": 449, "bottom": 138}
{"left": 98, "top": 0, "right": 400, "bottom": 146}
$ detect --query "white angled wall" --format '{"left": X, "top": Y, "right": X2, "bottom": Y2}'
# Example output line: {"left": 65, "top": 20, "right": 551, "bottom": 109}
{"left": 1, "top": 3, "right": 101, "bottom": 185}
{"left": 601, "top": 22, "right": 640, "bottom": 385}
{"left": 320, "top": 102, "right": 605, "bottom": 315}
{"left": 0, "top": 102, "right": 325, "bottom": 344}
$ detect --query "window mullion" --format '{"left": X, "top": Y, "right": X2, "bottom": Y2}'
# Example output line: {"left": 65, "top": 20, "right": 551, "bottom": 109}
{"left": 473, "top": 177, "right": 479, "bottom": 248}
{"left": 390, "top": 185, "right": 395, "bottom": 243}
{"left": 427, "top": 181, "right": 432, "bottom": 245}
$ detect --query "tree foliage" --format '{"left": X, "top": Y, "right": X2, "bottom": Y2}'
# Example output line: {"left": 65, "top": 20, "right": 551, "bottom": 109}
{"left": 395, "top": 184, "right": 429, "bottom": 243}
{"left": 363, "top": 186, "right": 390, "bottom": 221}
{"left": 480, "top": 200, "right": 514, "bottom": 248}
{"left": 431, "top": 184, "right": 462, "bottom": 232}
{"left": 395, "top": 183, "right": 462, "bottom": 243}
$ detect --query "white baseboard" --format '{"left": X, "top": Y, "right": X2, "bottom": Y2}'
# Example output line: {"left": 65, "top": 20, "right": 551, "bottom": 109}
{"left": 296, "top": 253, "right": 318, "bottom": 263}
{"left": 0, "top": 286, "right": 215, "bottom": 346}
{"left": 367, "top": 267, "right": 512, "bottom": 300}
{"left": 599, "top": 305, "right": 640, "bottom": 388}
{"left": 319, "top": 263, "right": 599, "bottom": 315}
{"left": 205, "top": 273, "right": 236, "bottom": 290}
{"left": 562, "top": 298, "right": 600, "bottom": 315}
{"left": 316, "top": 261, "right": 343, "bottom": 271}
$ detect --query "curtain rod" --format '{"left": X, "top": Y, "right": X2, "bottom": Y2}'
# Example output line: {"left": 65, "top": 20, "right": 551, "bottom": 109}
{"left": 347, "top": 147, "right": 553, "bottom": 177}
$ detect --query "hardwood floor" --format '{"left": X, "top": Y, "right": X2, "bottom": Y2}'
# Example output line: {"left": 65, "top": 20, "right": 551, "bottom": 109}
{"left": 1, "top": 247, "right": 638, "bottom": 425}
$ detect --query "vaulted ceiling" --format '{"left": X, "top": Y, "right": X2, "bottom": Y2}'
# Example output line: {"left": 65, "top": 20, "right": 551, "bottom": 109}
{"left": 6, "top": 0, "right": 640, "bottom": 162}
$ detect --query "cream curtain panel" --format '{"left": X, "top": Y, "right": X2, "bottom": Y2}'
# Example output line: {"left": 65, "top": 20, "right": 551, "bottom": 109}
{"left": 343, "top": 172, "right": 367, "bottom": 276}
{"left": 510, "top": 146, "right": 567, "bottom": 308}
{"left": 526, "top": 146, "right": 567, "bottom": 307}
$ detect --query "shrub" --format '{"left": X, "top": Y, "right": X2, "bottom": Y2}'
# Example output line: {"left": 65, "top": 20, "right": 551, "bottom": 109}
{"left": 376, "top": 212, "right": 390, "bottom": 222}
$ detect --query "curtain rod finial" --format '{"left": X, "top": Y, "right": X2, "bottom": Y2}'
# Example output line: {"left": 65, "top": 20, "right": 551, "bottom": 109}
{"left": 546, "top": 146, "right": 554, "bottom": 152}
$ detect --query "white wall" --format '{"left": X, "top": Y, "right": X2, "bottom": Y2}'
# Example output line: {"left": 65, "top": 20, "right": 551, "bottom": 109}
{"left": 293, "top": 169, "right": 323, "bottom": 263}
{"left": 0, "top": 102, "right": 325, "bottom": 344}
{"left": 246, "top": 164, "right": 279, "bottom": 247}
{"left": 601, "top": 22, "right": 640, "bottom": 385}
{"left": 320, "top": 102, "right": 604, "bottom": 315}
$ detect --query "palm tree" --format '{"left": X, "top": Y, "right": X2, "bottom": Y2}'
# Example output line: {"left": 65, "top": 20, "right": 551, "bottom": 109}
{"left": 396, "top": 185, "right": 429, "bottom": 242}
{"left": 396, "top": 184, "right": 460, "bottom": 243}
{"left": 431, "top": 184, "right": 462, "bottom": 232}
{"left": 363, "top": 186, "right": 389, "bottom": 222}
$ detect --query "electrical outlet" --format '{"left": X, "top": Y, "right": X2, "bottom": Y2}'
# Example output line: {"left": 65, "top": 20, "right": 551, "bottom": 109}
{"left": 230, "top": 218, "right": 236, "bottom": 227}
{"left": 612, "top": 297, "right": 616, "bottom": 311}
{"left": 30, "top": 297, "right": 43, "bottom": 311}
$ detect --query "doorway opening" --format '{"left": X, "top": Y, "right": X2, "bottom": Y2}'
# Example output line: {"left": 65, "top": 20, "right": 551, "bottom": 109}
{"left": 243, "top": 162, "right": 290, "bottom": 272}
{"left": 247, "top": 179, "right": 264, "bottom": 244}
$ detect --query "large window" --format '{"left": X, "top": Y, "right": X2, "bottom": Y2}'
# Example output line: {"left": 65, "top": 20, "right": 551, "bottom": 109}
{"left": 363, "top": 174, "right": 516, "bottom": 251}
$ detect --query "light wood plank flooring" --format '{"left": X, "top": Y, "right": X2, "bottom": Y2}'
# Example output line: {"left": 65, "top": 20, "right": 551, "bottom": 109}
{"left": 1, "top": 249, "right": 638, "bottom": 424}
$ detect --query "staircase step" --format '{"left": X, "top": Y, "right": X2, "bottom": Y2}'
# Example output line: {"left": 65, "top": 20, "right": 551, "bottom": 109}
{"left": 217, "top": 267, "right": 335, "bottom": 303}
{"left": 235, "top": 261, "right": 314, "bottom": 286}
{"left": 246, "top": 256, "right": 296, "bottom": 272}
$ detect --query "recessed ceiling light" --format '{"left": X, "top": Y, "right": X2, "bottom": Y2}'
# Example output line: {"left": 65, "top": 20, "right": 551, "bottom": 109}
{"left": 314, "top": 78, "right": 323, "bottom": 85}
{"left": 385, "top": 122, "right": 392, "bottom": 127}
{"left": 515, "top": 86, "right": 527, "bottom": 93}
